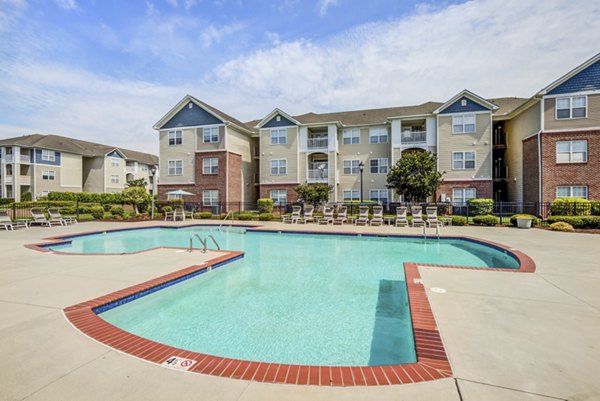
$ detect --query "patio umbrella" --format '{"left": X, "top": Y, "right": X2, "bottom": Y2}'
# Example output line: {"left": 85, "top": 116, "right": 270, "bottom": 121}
{"left": 166, "top": 189, "right": 195, "bottom": 196}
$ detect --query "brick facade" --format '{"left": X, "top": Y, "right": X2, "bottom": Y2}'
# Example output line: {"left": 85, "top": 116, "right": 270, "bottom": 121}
{"left": 436, "top": 180, "right": 493, "bottom": 201}
{"left": 259, "top": 183, "right": 300, "bottom": 203}
{"left": 539, "top": 130, "right": 600, "bottom": 202}
{"left": 522, "top": 135, "right": 539, "bottom": 203}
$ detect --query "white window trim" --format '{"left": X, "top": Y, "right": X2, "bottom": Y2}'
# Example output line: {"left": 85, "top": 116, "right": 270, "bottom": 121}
{"left": 452, "top": 114, "right": 476, "bottom": 134}
{"left": 202, "top": 126, "right": 220, "bottom": 143}
{"left": 452, "top": 151, "right": 476, "bottom": 170}
{"left": 369, "top": 189, "right": 389, "bottom": 203}
{"left": 111, "top": 157, "right": 121, "bottom": 167}
{"left": 370, "top": 158, "right": 389, "bottom": 174}
{"left": 202, "top": 157, "right": 219, "bottom": 174}
{"left": 110, "top": 174, "right": 120, "bottom": 184}
{"left": 343, "top": 159, "right": 361, "bottom": 175}
{"left": 42, "top": 169, "right": 55, "bottom": 180}
{"left": 168, "top": 159, "right": 183, "bottom": 176}
{"left": 168, "top": 130, "right": 183, "bottom": 146}
{"left": 41, "top": 150, "right": 56, "bottom": 162}
{"left": 270, "top": 128, "right": 287, "bottom": 145}
{"left": 452, "top": 187, "right": 477, "bottom": 203}
{"left": 202, "top": 190, "right": 219, "bottom": 206}
{"left": 270, "top": 189, "right": 287, "bottom": 205}
{"left": 556, "top": 186, "right": 588, "bottom": 199}
{"left": 555, "top": 95, "right": 587, "bottom": 120}
{"left": 343, "top": 189, "right": 360, "bottom": 201}
{"left": 369, "top": 127, "right": 388, "bottom": 144}
{"left": 270, "top": 159, "right": 287, "bottom": 175}
{"left": 342, "top": 128, "right": 360, "bottom": 145}
{"left": 556, "top": 140, "right": 588, "bottom": 164}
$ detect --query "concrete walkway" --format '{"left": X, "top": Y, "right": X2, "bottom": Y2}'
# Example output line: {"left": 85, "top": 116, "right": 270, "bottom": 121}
{"left": 0, "top": 220, "right": 599, "bottom": 401}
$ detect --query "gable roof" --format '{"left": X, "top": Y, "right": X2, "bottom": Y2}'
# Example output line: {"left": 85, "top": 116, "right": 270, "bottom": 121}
{"left": 255, "top": 108, "right": 301, "bottom": 128}
{"left": 434, "top": 89, "right": 499, "bottom": 114}
{"left": 538, "top": 52, "right": 600, "bottom": 96}
{"left": 488, "top": 97, "right": 531, "bottom": 117}
{"left": 0, "top": 134, "right": 158, "bottom": 165}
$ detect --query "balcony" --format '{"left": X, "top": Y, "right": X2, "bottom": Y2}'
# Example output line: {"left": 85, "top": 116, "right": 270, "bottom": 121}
{"left": 401, "top": 131, "right": 427, "bottom": 144}
{"left": 307, "top": 137, "right": 328, "bottom": 150}
{"left": 4, "top": 155, "right": 13, "bottom": 163}
{"left": 125, "top": 166, "right": 136, "bottom": 173}
{"left": 20, "top": 154, "right": 31, "bottom": 163}
{"left": 19, "top": 175, "right": 31, "bottom": 185}
{"left": 307, "top": 169, "right": 329, "bottom": 183}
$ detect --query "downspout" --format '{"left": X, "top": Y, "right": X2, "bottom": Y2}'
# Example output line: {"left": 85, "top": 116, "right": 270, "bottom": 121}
{"left": 538, "top": 97, "right": 544, "bottom": 205}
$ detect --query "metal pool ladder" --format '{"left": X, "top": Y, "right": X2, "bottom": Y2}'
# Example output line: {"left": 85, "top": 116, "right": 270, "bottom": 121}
{"left": 218, "top": 210, "right": 234, "bottom": 231}
{"left": 189, "top": 234, "right": 221, "bottom": 253}
{"left": 422, "top": 224, "right": 441, "bottom": 240}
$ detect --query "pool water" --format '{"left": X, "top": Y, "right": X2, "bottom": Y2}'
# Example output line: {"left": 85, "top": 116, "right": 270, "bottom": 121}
{"left": 50, "top": 227, "right": 519, "bottom": 366}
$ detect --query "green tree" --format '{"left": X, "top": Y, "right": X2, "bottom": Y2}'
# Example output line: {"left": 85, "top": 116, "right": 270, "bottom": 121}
{"left": 126, "top": 178, "right": 148, "bottom": 188}
{"left": 386, "top": 151, "right": 444, "bottom": 202}
{"left": 121, "top": 187, "right": 151, "bottom": 214}
{"left": 294, "top": 183, "right": 333, "bottom": 203}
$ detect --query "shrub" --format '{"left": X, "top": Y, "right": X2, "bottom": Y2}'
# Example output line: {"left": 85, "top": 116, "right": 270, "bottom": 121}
{"left": 259, "top": 213, "right": 273, "bottom": 221}
{"left": 77, "top": 214, "right": 96, "bottom": 222}
{"left": 89, "top": 206, "right": 105, "bottom": 219}
{"left": 591, "top": 201, "right": 600, "bottom": 216}
{"left": 550, "top": 222, "right": 574, "bottom": 232}
{"left": 509, "top": 214, "right": 539, "bottom": 227}
{"left": 60, "top": 205, "right": 77, "bottom": 215}
{"left": 451, "top": 215, "right": 467, "bottom": 226}
{"left": 110, "top": 206, "right": 125, "bottom": 217}
{"left": 162, "top": 206, "right": 173, "bottom": 213}
{"left": 257, "top": 198, "right": 274, "bottom": 214}
{"left": 547, "top": 216, "right": 585, "bottom": 228}
{"left": 21, "top": 191, "right": 32, "bottom": 202}
{"left": 0, "top": 198, "right": 13, "bottom": 206}
{"left": 472, "top": 214, "right": 499, "bottom": 226}
{"left": 550, "top": 198, "right": 591, "bottom": 216}
{"left": 78, "top": 203, "right": 102, "bottom": 214}
{"left": 583, "top": 216, "right": 600, "bottom": 229}
{"left": 198, "top": 212, "right": 213, "bottom": 219}
{"left": 467, "top": 198, "right": 494, "bottom": 216}
{"left": 237, "top": 212, "right": 255, "bottom": 221}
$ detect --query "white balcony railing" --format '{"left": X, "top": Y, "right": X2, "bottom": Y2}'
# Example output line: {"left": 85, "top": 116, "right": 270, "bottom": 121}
{"left": 401, "top": 131, "right": 427, "bottom": 144}
{"left": 307, "top": 169, "right": 329, "bottom": 183}
{"left": 19, "top": 175, "right": 31, "bottom": 185}
{"left": 125, "top": 166, "right": 136, "bottom": 173}
{"left": 4, "top": 155, "right": 13, "bottom": 163}
{"left": 20, "top": 154, "right": 31, "bottom": 163}
{"left": 307, "top": 137, "right": 328, "bottom": 149}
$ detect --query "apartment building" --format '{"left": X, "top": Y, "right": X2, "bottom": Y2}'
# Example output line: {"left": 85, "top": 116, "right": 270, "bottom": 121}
{"left": 0, "top": 134, "right": 158, "bottom": 200}
{"left": 153, "top": 95, "right": 258, "bottom": 206}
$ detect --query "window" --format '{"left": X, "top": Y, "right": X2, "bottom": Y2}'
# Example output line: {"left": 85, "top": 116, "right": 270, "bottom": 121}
{"left": 343, "top": 128, "right": 360, "bottom": 145}
{"left": 203, "top": 126, "right": 219, "bottom": 143}
{"left": 111, "top": 157, "right": 120, "bottom": 167}
{"left": 452, "top": 151, "right": 476, "bottom": 169}
{"left": 42, "top": 170, "right": 55, "bottom": 180}
{"left": 370, "top": 189, "right": 389, "bottom": 204}
{"left": 556, "top": 96, "right": 587, "bottom": 119}
{"left": 556, "top": 186, "right": 588, "bottom": 199}
{"left": 452, "top": 114, "right": 476, "bottom": 134}
{"left": 203, "top": 190, "right": 219, "bottom": 206}
{"left": 270, "top": 128, "right": 287, "bottom": 145}
{"left": 270, "top": 159, "right": 287, "bottom": 175}
{"left": 370, "top": 158, "right": 388, "bottom": 174}
{"left": 168, "top": 130, "right": 182, "bottom": 146}
{"left": 111, "top": 175, "right": 119, "bottom": 184}
{"left": 203, "top": 157, "right": 219, "bottom": 174}
{"left": 369, "top": 127, "right": 388, "bottom": 143}
{"left": 343, "top": 190, "right": 360, "bottom": 201}
{"left": 556, "top": 140, "right": 587, "bottom": 163}
{"left": 343, "top": 159, "right": 361, "bottom": 175}
{"left": 270, "top": 190, "right": 287, "bottom": 205}
{"left": 452, "top": 188, "right": 477, "bottom": 203}
{"left": 168, "top": 160, "right": 183, "bottom": 176}
{"left": 141, "top": 166, "right": 148, "bottom": 172}
{"left": 41, "top": 150, "right": 55, "bottom": 162}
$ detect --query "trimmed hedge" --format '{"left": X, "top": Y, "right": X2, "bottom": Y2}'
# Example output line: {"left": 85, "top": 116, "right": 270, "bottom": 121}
{"left": 48, "top": 191, "right": 123, "bottom": 204}
{"left": 0, "top": 198, "right": 13, "bottom": 206}
{"left": 197, "top": 212, "right": 213, "bottom": 219}
{"left": 509, "top": 214, "right": 539, "bottom": 227}
{"left": 259, "top": 213, "right": 273, "bottom": 221}
{"left": 451, "top": 216, "right": 467, "bottom": 226}
{"left": 237, "top": 212, "right": 255, "bottom": 221}
{"left": 21, "top": 191, "right": 32, "bottom": 202}
{"left": 467, "top": 198, "right": 494, "bottom": 216}
{"left": 549, "top": 222, "right": 574, "bottom": 232}
{"left": 547, "top": 215, "right": 600, "bottom": 229}
{"left": 110, "top": 206, "right": 125, "bottom": 217}
{"left": 257, "top": 198, "right": 274, "bottom": 214}
{"left": 472, "top": 214, "right": 499, "bottom": 226}
{"left": 89, "top": 206, "right": 105, "bottom": 219}
{"left": 550, "top": 198, "right": 591, "bottom": 216}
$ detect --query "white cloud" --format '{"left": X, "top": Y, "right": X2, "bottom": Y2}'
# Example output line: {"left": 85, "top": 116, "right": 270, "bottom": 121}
{"left": 200, "top": 22, "right": 245, "bottom": 48}
{"left": 317, "top": 0, "right": 338, "bottom": 17}
{"left": 54, "top": 0, "right": 77, "bottom": 10}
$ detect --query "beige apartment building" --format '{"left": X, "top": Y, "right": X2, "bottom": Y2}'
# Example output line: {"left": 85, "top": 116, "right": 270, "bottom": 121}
{"left": 0, "top": 134, "right": 158, "bottom": 200}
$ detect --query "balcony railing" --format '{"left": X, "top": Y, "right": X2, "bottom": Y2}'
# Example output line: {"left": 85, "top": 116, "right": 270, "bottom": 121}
{"left": 125, "top": 166, "right": 136, "bottom": 173}
{"left": 19, "top": 175, "right": 31, "bottom": 185}
{"left": 401, "top": 131, "right": 427, "bottom": 144}
{"left": 307, "top": 169, "right": 329, "bottom": 183}
{"left": 20, "top": 155, "right": 31, "bottom": 163}
{"left": 4, "top": 155, "right": 13, "bottom": 163}
{"left": 307, "top": 137, "right": 328, "bottom": 149}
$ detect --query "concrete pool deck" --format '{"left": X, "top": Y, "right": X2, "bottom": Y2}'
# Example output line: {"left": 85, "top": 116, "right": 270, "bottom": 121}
{"left": 0, "top": 220, "right": 599, "bottom": 400}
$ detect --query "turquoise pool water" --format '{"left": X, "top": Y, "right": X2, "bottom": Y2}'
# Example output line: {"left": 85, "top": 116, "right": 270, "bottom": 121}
{"left": 50, "top": 227, "right": 519, "bottom": 366}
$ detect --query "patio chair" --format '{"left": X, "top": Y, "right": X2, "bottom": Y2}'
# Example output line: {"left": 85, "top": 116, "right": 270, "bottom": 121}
{"left": 426, "top": 207, "right": 442, "bottom": 228}
{"left": 333, "top": 206, "right": 347, "bottom": 225}
{"left": 283, "top": 205, "right": 302, "bottom": 224}
{"left": 370, "top": 205, "right": 384, "bottom": 226}
{"left": 30, "top": 209, "right": 62, "bottom": 227}
{"left": 48, "top": 208, "right": 77, "bottom": 225}
{"left": 395, "top": 206, "right": 409, "bottom": 227}
{"left": 318, "top": 206, "right": 334, "bottom": 225}
{"left": 301, "top": 204, "right": 315, "bottom": 223}
{"left": 410, "top": 206, "right": 425, "bottom": 228}
{"left": 0, "top": 209, "right": 28, "bottom": 231}
{"left": 183, "top": 204, "right": 195, "bottom": 220}
{"left": 173, "top": 207, "right": 186, "bottom": 221}
{"left": 355, "top": 206, "right": 370, "bottom": 226}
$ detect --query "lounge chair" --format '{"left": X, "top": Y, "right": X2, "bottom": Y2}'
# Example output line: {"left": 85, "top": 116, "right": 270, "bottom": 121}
{"left": 370, "top": 205, "right": 384, "bottom": 226}
{"left": 48, "top": 208, "right": 77, "bottom": 225}
{"left": 318, "top": 206, "right": 334, "bottom": 225}
{"left": 283, "top": 205, "right": 302, "bottom": 224}
{"left": 0, "top": 209, "right": 28, "bottom": 230}
{"left": 333, "top": 206, "right": 347, "bottom": 225}
{"left": 300, "top": 204, "right": 315, "bottom": 223}
{"left": 183, "top": 205, "right": 195, "bottom": 220}
{"left": 395, "top": 206, "right": 408, "bottom": 227}
{"left": 426, "top": 207, "right": 442, "bottom": 227}
{"left": 410, "top": 206, "right": 425, "bottom": 227}
{"left": 355, "top": 206, "right": 370, "bottom": 226}
{"left": 30, "top": 209, "right": 62, "bottom": 227}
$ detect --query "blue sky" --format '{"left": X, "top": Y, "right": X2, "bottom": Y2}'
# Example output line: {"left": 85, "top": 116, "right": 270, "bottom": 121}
{"left": 1, "top": 0, "right": 599, "bottom": 154}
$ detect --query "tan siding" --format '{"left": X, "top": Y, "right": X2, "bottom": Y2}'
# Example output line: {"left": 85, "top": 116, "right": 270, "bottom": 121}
{"left": 226, "top": 126, "right": 256, "bottom": 203}
{"left": 159, "top": 129, "right": 195, "bottom": 184}
{"left": 196, "top": 125, "right": 225, "bottom": 151}
{"left": 544, "top": 95, "right": 600, "bottom": 131}
{"left": 82, "top": 157, "right": 104, "bottom": 192}
{"left": 104, "top": 156, "right": 125, "bottom": 193}
{"left": 438, "top": 113, "right": 492, "bottom": 180}
{"left": 34, "top": 165, "right": 63, "bottom": 196}
{"left": 259, "top": 127, "right": 298, "bottom": 184}
{"left": 59, "top": 152, "right": 82, "bottom": 189}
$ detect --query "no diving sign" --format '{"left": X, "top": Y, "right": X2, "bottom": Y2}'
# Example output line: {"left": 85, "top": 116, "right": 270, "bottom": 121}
{"left": 162, "top": 356, "right": 197, "bottom": 371}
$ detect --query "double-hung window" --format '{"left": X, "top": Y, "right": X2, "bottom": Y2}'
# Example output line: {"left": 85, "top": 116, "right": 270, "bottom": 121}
{"left": 270, "top": 159, "right": 286, "bottom": 175}
{"left": 203, "top": 127, "right": 219, "bottom": 143}
{"left": 111, "top": 175, "right": 119, "bottom": 184}
{"left": 369, "top": 189, "right": 389, "bottom": 204}
{"left": 452, "top": 188, "right": 476, "bottom": 203}
{"left": 168, "top": 160, "right": 183, "bottom": 176}
{"left": 111, "top": 157, "right": 120, "bottom": 167}
{"left": 369, "top": 127, "right": 388, "bottom": 143}
{"left": 342, "top": 128, "right": 360, "bottom": 145}
{"left": 203, "top": 190, "right": 219, "bottom": 206}
{"left": 203, "top": 157, "right": 219, "bottom": 174}
{"left": 556, "top": 186, "right": 588, "bottom": 199}
{"left": 270, "top": 190, "right": 287, "bottom": 205}
{"left": 270, "top": 128, "right": 287, "bottom": 145}
{"left": 556, "top": 96, "right": 587, "bottom": 119}
{"left": 168, "top": 130, "right": 182, "bottom": 146}
{"left": 343, "top": 160, "right": 360, "bottom": 175}
{"left": 41, "top": 150, "right": 55, "bottom": 162}
{"left": 42, "top": 170, "right": 55, "bottom": 180}
{"left": 343, "top": 190, "right": 360, "bottom": 201}
{"left": 370, "top": 158, "right": 388, "bottom": 174}
{"left": 556, "top": 140, "right": 587, "bottom": 163}
{"left": 452, "top": 114, "right": 476, "bottom": 134}
{"left": 452, "top": 151, "right": 476, "bottom": 169}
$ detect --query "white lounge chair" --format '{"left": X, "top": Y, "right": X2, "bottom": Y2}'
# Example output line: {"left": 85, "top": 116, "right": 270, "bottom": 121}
{"left": 370, "top": 205, "right": 384, "bottom": 226}
{"left": 333, "top": 206, "right": 347, "bottom": 225}
{"left": 30, "top": 209, "right": 62, "bottom": 227}
{"left": 355, "top": 206, "right": 370, "bottom": 226}
{"left": 300, "top": 204, "right": 315, "bottom": 223}
{"left": 283, "top": 205, "right": 302, "bottom": 224}
{"left": 395, "top": 206, "right": 409, "bottom": 227}
{"left": 426, "top": 207, "right": 442, "bottom": 227}
{"left": 411, "top": 206, "right": 425, "bottom": 228}
{"left": 0, "top": 210, "right": 28, "bottom": 230}
{"left": 48, "top": 208, "right": 77, "bottom": 225}
{"left": 318, "top": 206, "right": 334, "bottom": 225}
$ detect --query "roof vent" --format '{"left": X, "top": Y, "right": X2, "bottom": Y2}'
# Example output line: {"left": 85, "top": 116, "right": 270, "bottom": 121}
{"left": 188, "top": 102, "right": 193, "bottom": 109}
{"left": 461, "top": 99, "right": 467, "bottom": 106}
{"left": 276, "top": 116, "right": 281, "bottom": 121}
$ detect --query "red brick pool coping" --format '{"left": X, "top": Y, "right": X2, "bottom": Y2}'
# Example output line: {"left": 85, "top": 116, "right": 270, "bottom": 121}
{"left": 51, "top": 225, "right": 536, "bottom": 386}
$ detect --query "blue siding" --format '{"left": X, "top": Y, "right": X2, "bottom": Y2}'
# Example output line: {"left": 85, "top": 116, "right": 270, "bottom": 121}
{"left": 439, "top": 96, "right": 490, "bottom": 114}
{"left": 263, "top": 113, "right": 296, "bottom": 128}
{"left": 548, "top": 59, "right": 600, "bottom": 95}
{"left": 162, "top": 102, "right": 223, "bottom": 128}
{"left": 107, "top": 150, "right": 123, "bottom": 158}
{"left": 34, "top": 149, "right": 61, "bottom": 166}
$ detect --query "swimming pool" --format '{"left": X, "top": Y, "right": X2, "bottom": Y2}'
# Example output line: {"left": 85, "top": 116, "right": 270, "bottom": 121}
{"left": 52, "top": 227, "right": 519, "bottom": 367}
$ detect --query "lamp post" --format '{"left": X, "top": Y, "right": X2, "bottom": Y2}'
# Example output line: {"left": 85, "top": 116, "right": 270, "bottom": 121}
{"left": 358, "top": 161, "right": 364, "bottom": 203}
{"left": 150, "top": 165, "right": 157, "bottom": 220}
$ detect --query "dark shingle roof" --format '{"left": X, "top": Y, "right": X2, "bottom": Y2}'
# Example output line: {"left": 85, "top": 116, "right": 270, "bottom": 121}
{"left": 488, "top": 97, "right": 530, "bottom": 116}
